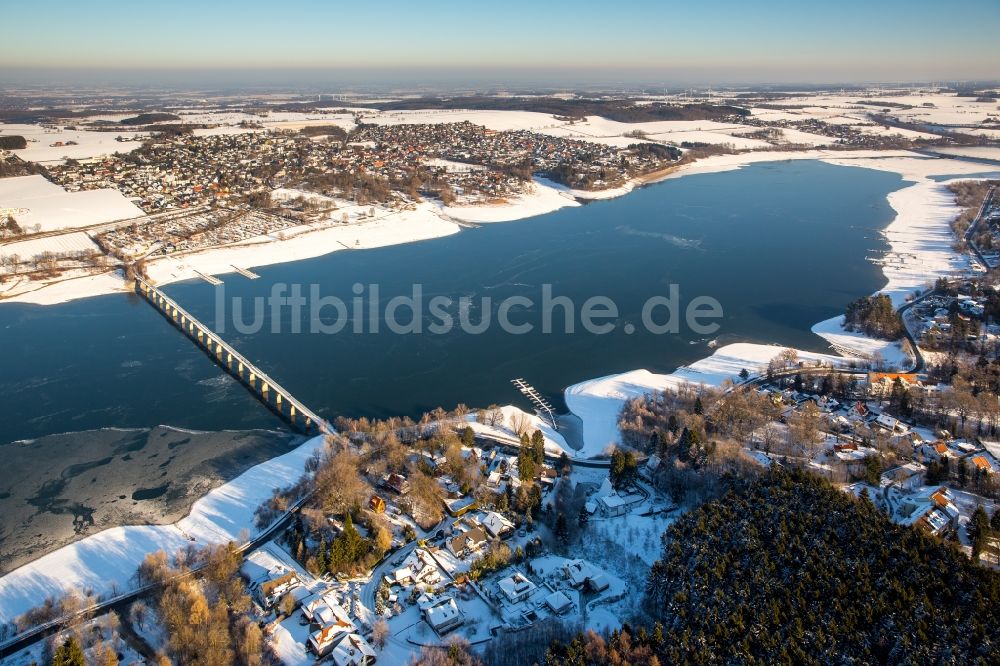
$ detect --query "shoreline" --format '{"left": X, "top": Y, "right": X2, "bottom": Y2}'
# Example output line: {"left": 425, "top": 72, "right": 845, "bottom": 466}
{"left": 0, "top": 432, "right": 329, "bottom": 624}
{"left": 561, "top": 150, "right": 992, "bottom": 459}
{"left": 0, "top": 149, "right": 995, "bottom": 622}
{"left": 1, "top": 148, "right": 993, "bottom": 307}
{"left": 0, "top": 425, "right": 300, "bottom": 577}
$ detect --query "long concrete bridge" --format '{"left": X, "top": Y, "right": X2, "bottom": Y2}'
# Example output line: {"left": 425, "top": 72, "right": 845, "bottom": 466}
{"left": 135, "top": 277, "right": 330, "bottom": 434}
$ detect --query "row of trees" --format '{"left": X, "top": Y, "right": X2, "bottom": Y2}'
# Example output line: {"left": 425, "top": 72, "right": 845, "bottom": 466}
{"left": 948, "top": 180, "right": 997, "bottom": 247}
{"left": 968, "top": 505, "right": 1000, "bottom": 563}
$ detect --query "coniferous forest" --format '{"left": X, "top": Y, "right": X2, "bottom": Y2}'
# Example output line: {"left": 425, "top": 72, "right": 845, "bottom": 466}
{"left": 544, "top": 470, "right": 1000, "bottom": 665}
{"left": 843, "top": 293, "right": 905, "bottom": 340}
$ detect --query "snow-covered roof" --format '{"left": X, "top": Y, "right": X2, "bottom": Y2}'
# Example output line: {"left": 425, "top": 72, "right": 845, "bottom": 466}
{"left": 314, "top": 603, "right": 354, "bottom": 631}
{"left": 422, "top": 596, "right": 463, "bottom": 630}
{"left": 544, "top": 590, "right": 573, "bottom": 614}
{"left": 330, "top": 633, "right": 376, "bottom": 666}
{"left": 564, "top": 559, "right": 602, "bottom": 587}
{"left": 497, "top": 572, "right": 537, "bottom": 602}
{"left": 599, "top": 493, "right": 629, "bottom": 509}
{"left": 480, "top": 511, "right": 514, "bottom": 538}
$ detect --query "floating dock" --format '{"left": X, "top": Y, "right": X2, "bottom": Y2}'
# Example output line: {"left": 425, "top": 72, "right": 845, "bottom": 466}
{"left": 511, "top": 378, "right": 559, "bottom": 430}
{"left": 231, "top": 265, "right": 260, "bottom": 279}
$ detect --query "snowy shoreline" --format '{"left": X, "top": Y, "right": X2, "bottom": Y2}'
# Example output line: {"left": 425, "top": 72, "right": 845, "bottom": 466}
{"left": 560, "top": 149, "right": 995, "bottom": 459}
{"left": 0, "top": 177, "right": 579, "bottom": 306}
{"left": 0, "top": 149, "right": 994, "bottom": 623}
{"left": 1, "top": 148, "right": 988, "bottom": 307}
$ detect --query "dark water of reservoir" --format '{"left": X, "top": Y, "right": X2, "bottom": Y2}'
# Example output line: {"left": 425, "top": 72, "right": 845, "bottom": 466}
{"left": 0, "top": 160, "right": 903, "bottom": 444}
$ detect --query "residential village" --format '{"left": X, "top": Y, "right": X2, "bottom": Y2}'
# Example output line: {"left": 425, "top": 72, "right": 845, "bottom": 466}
{"left": 42, "top": 120, "right": 676, "bottom": 214}
{"left": 0, "top": 115, "right": 682, "bottom": 286}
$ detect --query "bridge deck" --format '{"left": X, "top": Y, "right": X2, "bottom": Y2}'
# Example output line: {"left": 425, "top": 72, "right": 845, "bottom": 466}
{"left": 136, "top": 277, "right": 329, "bottom": 433}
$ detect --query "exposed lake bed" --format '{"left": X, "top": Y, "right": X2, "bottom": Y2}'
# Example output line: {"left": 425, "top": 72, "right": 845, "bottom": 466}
{"left": 0, "top": 426, "right": 298, "bottom": 574}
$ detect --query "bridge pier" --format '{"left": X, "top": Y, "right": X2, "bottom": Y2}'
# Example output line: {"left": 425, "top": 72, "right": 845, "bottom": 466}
{"left": 134, "top": 278, "right": 328, "bottom": 435}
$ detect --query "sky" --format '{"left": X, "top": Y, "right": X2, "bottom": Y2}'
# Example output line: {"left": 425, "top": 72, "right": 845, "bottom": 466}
{"left": 1, "top": 0, "right": 998, "bottom": 87}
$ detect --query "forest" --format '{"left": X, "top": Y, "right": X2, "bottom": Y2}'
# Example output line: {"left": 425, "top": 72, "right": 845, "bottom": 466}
{"left": 843, "top": 293, "right": 905, "bottom": 339}
{"left": 276, "top": 97, "right": 749, "bottom": 123}
{"left": 119, "top": 113, "right": 181, "bottom": 125}
{"left": 543, "top": 469, "right": 1000, "bottom": 665}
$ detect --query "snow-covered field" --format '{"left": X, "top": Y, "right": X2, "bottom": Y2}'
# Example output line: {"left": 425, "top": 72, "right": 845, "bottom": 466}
{"left": 0, "top": 173, "right": 144, "bottom": 232}
{"left": 0, "top": 231, "right": 101, "bottom": 262}
{"left": 356, "top": 108, "right": 562, "bottom": 132}
{"left": 746, "top": 91, "right": 997, "bottom": 129}
{"left": 0, "top": 175, "right": 145, "bottom": 232}
{"left": 0, "top": 434, "right": 327, "bottom": 625}
{"left": 0, "top": 123, "right": 146, "bottom": 164}
{"left": 923, "top": 146, "right": 1000, "bottom": 162}
{"left": 811, "top": 315, "right": 911, "bottom": 368}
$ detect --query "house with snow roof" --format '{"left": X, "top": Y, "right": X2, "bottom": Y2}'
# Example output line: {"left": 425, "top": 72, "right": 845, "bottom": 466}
{"left": 545, "top": 590, "right": 574, "bottom": 615}
{"left": 497, "top": 572, "right": 537, "bottom": 604}
{"left": 421, "top": 596, "right": 464, "bottom": 634}
{"left": 880, "top": 462, "right": 926, "bottom": 491}
{"left": 563, "top": 559, "right": 610, "bottom": 592}
{"left": 241, "top": 557, "right": 299, "bottom": 609}
{"left": 478, "top": 511, "right": 515, "bottom": 539}
{"left": 308, "top": 623, "right": 350, "bottom": 658}
{"left": 329, "top": 633, "right": 377, "bottom": 666}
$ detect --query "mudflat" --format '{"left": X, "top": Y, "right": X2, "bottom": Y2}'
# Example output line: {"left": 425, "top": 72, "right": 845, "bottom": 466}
{"left": 0, "top": 426, "right": 299, "bottom": 575}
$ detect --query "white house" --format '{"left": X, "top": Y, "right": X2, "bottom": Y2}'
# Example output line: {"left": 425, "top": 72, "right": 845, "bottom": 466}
{"left": 874, "top": 413, "right": 903, "bottom": 433}
{"left": 880, "top": 462, "right": 926, "bottom": 491}
{"left": 241, "top": 558, "right": 299, "bottom": 609}
{"left": 330, "top": 633, "right": 377, "bottom": 666}
{"left": 598, "top": 493, "right": 630, "bottom": 517}
{"left": 302, "top": 594, "right": 354, "bottom": 626}
{"left": 422, "top": 596, "right": 464, "bottom": 634}
{"left": 639, "top": 455, "right": 662, "bottom": 481}
{"left": 392, "top": 564, "right": 414, "bottom": 585}
{"left": 544, "top": 590, "right": 574, "bottom": 615}
{"left": 313, "top": 602, "right": 355, "bottom": 632}
{"left": 497, "top": 572, "right": 537, "bottom": 604}
{"left": 309, "top": 624, "right": 350, "bottom": 658}
{"left": 564, "top": 559, "right": 602, "bottom": 589}
{"left": 480, "top": 511, "right": 515, "bottom": 539}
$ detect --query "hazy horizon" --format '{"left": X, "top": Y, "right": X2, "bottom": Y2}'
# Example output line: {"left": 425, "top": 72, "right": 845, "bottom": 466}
{"left": 2, "top": 0, "right": 998, "bottom": 89}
